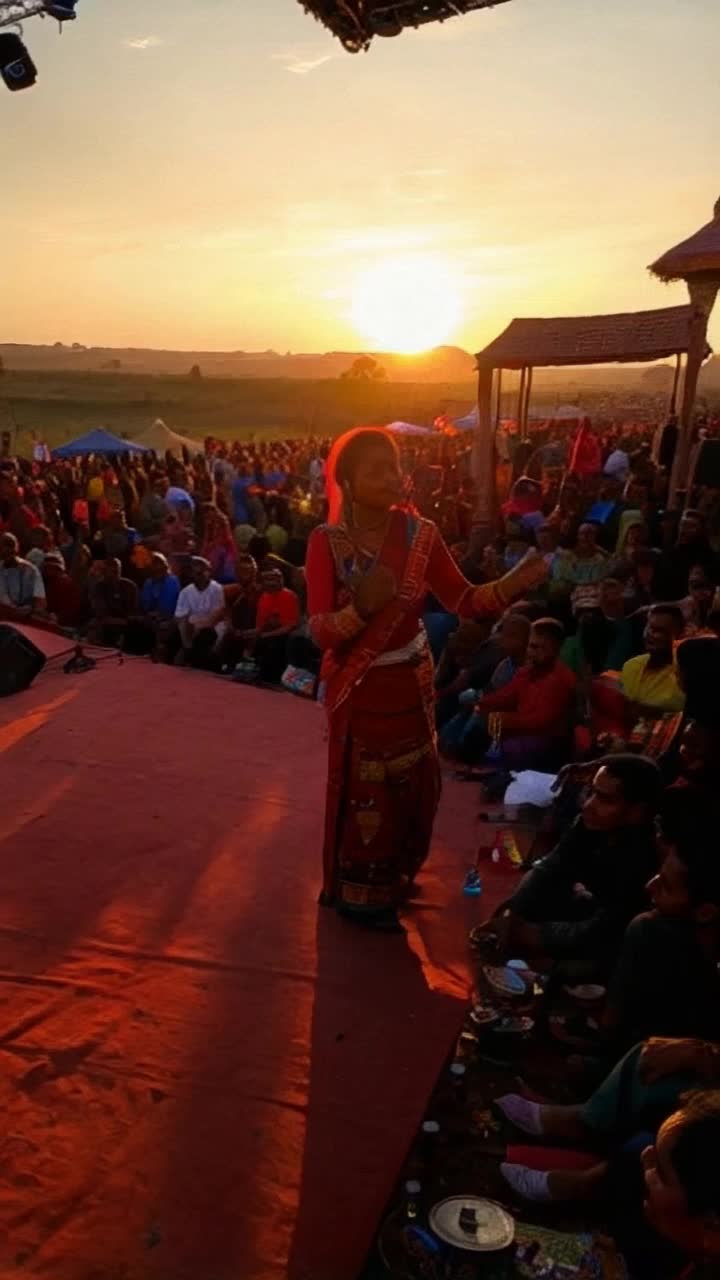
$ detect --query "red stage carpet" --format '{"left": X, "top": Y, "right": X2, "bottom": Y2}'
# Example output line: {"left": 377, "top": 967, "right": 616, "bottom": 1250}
{"left": 0, "top": 631, "right": 512, "bottom": 1280}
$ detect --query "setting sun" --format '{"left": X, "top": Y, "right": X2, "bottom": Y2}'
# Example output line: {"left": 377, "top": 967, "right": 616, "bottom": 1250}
{"left": 350, "top": 254, "right": 463, "bottom": 353}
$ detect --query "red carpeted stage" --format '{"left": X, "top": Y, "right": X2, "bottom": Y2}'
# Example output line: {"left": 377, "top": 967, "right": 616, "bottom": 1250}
{"left": 0, "top": 629, "right": 511, "bottom": 1280}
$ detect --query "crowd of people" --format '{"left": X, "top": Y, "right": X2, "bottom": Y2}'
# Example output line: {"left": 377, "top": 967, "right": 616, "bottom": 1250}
{"left": 2, "top": 408, "right": 720, "bottom": 1278}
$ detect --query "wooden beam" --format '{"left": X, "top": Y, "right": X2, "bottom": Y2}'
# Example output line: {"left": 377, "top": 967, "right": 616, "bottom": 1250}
{"left": 669, "top": 352, "right": 682, "bottom": 416}
{"left": 517, "top": 367, "right": 527, "bottom": 436}
{"left": 670, "top": 281, "right": 718, "bottom": 507}
{"left": 470, "top": 362, "right": 496, "bottom": 551}
{"left": 494, "top": 368, "right": 503, "bottom": 431}
{"left": 521, "top": 366, "right": 534, "bottom": 440}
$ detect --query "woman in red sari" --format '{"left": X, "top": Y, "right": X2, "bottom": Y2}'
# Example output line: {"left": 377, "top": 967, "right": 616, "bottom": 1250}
{"left": 306, "top": 428, "right": 547, "bottom": 930}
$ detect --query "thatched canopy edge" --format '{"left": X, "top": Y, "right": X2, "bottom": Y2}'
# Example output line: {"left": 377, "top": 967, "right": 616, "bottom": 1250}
{"left": 475, "top": 305, "right": 705, "bottom": 371}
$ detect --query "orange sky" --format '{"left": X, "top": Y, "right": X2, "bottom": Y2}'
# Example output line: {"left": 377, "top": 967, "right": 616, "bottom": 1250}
{"left": 2, "top": 0, "right": 719, "bottom": 353}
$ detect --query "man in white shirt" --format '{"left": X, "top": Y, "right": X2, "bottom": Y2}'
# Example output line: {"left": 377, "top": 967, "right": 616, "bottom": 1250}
{"left": 0, "top": 533, "right": 47, "bottom": 621}
{"left": 603, "top": 447, "right": 630, "bottom": 483}
{"left": 173, "top": 556, "right": 226, "bottom": 668}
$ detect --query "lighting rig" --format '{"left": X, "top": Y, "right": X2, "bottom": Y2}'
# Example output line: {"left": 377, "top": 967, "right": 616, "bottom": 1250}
{"left": 298, "top": 1, "right": 512, "bottom": 53}
{"left": 0, "top": 0, "right": 77, "bottom": 91}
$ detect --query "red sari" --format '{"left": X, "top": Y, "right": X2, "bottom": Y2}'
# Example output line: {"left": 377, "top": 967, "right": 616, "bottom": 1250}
{"left": 306, "top": 509, "right": 508, "bottom": 917}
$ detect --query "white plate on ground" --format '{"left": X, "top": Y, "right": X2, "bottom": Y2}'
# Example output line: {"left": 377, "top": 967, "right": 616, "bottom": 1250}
{"left": 429, "top": 1196, "right": 515, "bottom": 1253}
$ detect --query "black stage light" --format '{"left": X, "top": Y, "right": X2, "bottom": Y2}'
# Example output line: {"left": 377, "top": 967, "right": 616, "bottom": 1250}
{"left": 44, "top": 0, "right": 77, "bottom": 19}
{"left": 0, "top": 31, "right": 37, "bottom": 90}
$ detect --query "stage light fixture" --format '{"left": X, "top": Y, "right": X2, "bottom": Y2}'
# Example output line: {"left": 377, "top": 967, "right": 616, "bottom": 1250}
{"left": 44, "top": 0, "right": 76, "bottom": 20}
{"left": 0, "top": 29, "right": 37, "bottom": 89}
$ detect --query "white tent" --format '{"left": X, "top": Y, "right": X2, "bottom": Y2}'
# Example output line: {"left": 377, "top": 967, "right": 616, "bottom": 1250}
{"left": 131, "top": 419, "right": 205, "bottom": 457}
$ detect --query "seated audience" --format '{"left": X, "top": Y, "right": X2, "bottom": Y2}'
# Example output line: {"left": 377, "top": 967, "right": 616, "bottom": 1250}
{"left": 88, "top": 557, "right": 139, "bottom": 646}
{"left": 680, "top": 564, "right": 717, "bottom": 635}
{"left": 561, "top": 576, "right": 635, "bottom": 676}
{"left": 172, "top": 555, "right": 226, "bottom": 669}
{"left": 200, "top": 504, "right": 236, "bottom": 584}
{"left": 217, "top": 552, "right": 260, "bottom": 672}
{"left": 125, "top": 552, "right": 180, "bottom": 657}
{"left": 498, "top": 1071, "right": 720, "bottom": 1279}
{"left": 0, "top": 532, "right": 47, "bottom": 621}
{"left": 602, "top": 794, "right": 720, "bottom": 1050}
{"left": 456, "top": 618, "right": 576, "bottom": 770}
{"left": 434, "top": 618, "right": 497, "bottom": 722}
{"left": 247, "top": 567, "right": 301, "bottom": 683}
{"left": 438, "top": 612, "right": 530, "bottom": 749}
{"left": 25, "top": 524, "right": 55, "bottom": 569}
{"left": 552, "top": 521, "right": 608, "bottom": 611}
{"left": 655, "top": 508, "right": 719, "bottom": 601}
{"left": 484, "top": 755, "right": 661, "bottom": 978}
{"left": 621, "top": 603, "right": 685, "bottom": 715}
{"left": 41, "top": 550, "right": 84, "bottom": 629}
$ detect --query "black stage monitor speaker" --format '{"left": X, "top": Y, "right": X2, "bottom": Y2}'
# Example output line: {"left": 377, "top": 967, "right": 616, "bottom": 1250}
{"left": 0, "top": 625, "right": 46, "bottom": 697}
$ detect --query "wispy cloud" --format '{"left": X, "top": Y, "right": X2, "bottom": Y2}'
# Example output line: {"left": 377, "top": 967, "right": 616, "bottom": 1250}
{"left": 271, "top": 49, "right": 334, "bottom": 75}
{"left": 123, "top": 36, "right": 163, "bottom": 51}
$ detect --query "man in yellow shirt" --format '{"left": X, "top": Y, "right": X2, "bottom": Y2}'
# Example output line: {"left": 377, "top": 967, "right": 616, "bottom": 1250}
{"left": 621, "top": 604, "right": 685, "bottom": 714}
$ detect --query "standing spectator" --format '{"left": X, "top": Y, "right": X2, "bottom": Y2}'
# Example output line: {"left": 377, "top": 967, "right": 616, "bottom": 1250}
{"left": 232, "top": 464, "right": 253, "bottom": 525}
{"left": 568, "top": 418, "right": 602, "bottom": 481}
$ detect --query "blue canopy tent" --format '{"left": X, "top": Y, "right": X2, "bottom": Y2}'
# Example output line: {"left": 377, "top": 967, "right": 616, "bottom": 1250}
{"left": 453, "top": 408, "right": 479, "bottom": 431}
{"left": 52, "top": 429, "right": 148, "bottom": 458}
{"left": 385, "top": 420, "right": 431, "bottom": 437}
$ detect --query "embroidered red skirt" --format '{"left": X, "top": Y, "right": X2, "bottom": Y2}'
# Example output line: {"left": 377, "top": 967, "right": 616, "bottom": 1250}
{"left": 322, "top": 662, "right": 441, "bottom": 915}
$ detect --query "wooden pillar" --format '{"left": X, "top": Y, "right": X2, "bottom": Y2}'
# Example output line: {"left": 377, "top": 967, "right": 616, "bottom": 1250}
{"left": 516, "top": 367, "right": 527, "bottom": 436}
{"left": 470, "top": 361, "right": 496, "bottom": 551}
{"left": 521, "top": 366, "right": 534, "bottom": 440}
{"left": 669, "top": 352, "right": 682, "bottom": 416}
{"left": 670, "top": 280, "right": 718, "bottom": 507}
{"left": 494, "top": 368, "right": 503, "bottom": 431}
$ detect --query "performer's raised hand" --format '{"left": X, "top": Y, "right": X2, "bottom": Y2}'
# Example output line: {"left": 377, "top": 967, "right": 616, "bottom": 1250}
{"left": 498, "top": 548, "right": 548, "bottom": 600}
{"left": 353, "top": 564, "right": 397, "bottom": 619}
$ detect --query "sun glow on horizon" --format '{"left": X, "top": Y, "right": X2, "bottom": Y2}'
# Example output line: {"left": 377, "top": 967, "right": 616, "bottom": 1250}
{"left": 350, "top": 254, "right": 463, "bottom": 354}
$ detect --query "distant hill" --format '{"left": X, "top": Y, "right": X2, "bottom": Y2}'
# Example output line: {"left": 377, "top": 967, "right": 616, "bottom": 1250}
{"left": 0, "top": 342, "right": 477, "bottom": 383}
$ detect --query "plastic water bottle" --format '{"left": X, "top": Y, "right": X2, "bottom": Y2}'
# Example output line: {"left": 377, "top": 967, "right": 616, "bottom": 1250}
{"left": 463, "top": 868, "right": 483, "bottom": 896}
{"left": 403, "top": 1179, "right": 422, "bottom": 1224}
{"left": 420, "top": 1120, "right": 440, "bottom": 1171}
{"left": 448, "top": 1061, "right": 467, "bottom": 1104}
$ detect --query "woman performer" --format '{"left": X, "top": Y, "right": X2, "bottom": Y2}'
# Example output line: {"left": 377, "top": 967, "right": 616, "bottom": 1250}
{"left": 306, "top": 427, "right": 548, "bottom": 931}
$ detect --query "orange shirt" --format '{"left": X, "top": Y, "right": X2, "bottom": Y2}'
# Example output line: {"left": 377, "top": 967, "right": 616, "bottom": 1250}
{"left": 256, "top": 588, "right": 300, "bottom": 632}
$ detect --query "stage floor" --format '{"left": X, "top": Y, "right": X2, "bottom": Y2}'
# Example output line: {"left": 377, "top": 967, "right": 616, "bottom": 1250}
{"left": 0, "top": 633, "right": 502, "bottom": 1280}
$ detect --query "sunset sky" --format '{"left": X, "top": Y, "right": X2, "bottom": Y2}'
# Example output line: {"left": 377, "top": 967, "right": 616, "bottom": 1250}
{"left": 3, "top": 0, "right": 719, "bottom": 353}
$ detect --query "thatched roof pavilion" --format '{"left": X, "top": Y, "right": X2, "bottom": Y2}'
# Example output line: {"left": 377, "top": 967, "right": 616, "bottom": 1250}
{"left": 477, "top": 305, "right": 701, "bottom": 370}
{"left": 298, "top": 1, "right": 511, "bottom": 52}
{"left": 467, "top": 303, "right": 705, "bottom": 539}
{"left": 649, "top": 197, "right": 720, "bottom": 503}
{"left": 650, "top": 197, "right": 720, "bottom": 282}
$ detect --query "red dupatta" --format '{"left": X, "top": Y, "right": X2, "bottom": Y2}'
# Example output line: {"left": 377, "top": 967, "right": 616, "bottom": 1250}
{"left": 321, "top": 511, "right": 435, "bottom": 717}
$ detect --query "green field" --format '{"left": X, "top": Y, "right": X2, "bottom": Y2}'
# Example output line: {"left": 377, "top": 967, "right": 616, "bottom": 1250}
{"left": 0, "top": 370, "right": 479, "bottom": 454}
